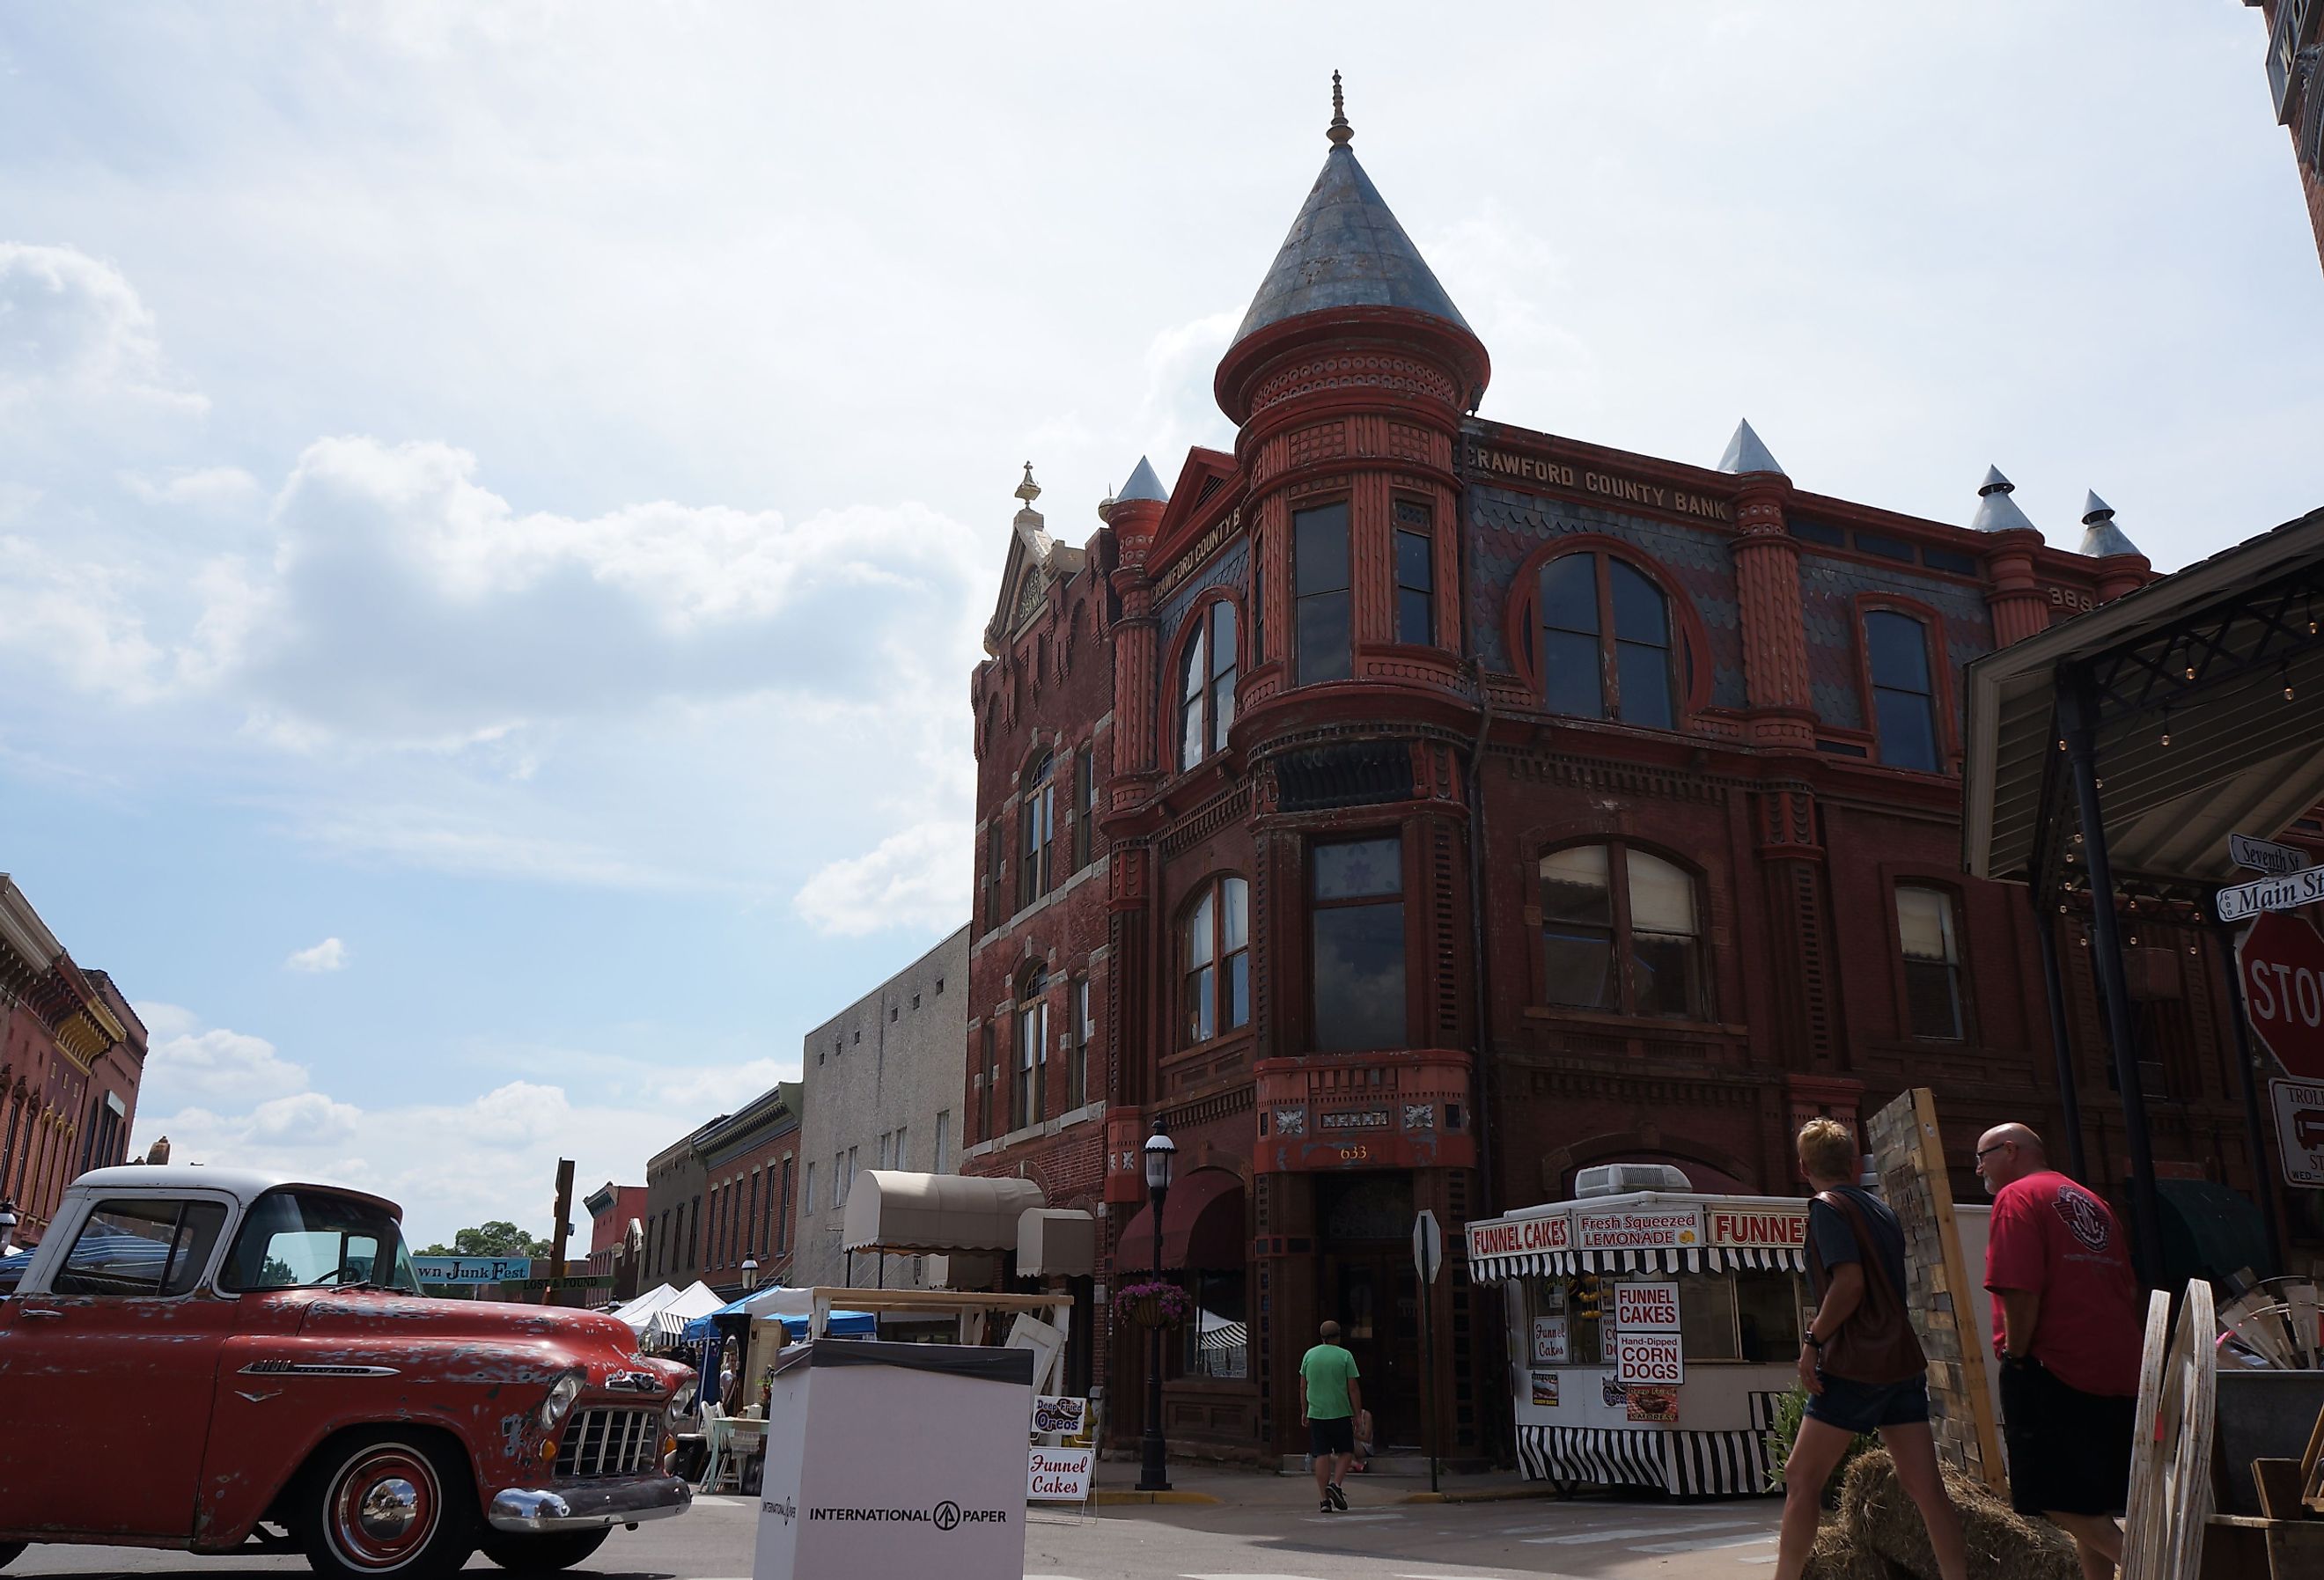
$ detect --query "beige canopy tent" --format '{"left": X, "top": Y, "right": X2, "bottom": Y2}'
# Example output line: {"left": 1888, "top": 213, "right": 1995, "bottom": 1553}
{"left": 841, "top": 1170, "right": 1045, "bottom": 1254}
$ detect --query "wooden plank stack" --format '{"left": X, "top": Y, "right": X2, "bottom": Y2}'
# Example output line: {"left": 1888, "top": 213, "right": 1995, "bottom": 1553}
{"left": 2187, "top": 1275, "right": 2324, "bottom": 1578}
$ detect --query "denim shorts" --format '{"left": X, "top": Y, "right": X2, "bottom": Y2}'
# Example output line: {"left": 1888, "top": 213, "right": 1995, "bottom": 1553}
{"left": 1803, "top": 1372, "right": 1931, "bottom": 1435}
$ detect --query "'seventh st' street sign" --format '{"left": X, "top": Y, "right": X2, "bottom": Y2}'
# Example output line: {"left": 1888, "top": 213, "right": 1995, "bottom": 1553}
{"left": 2216, "top": 865, "right": 2324, "bottom": 922}
{"left": 2231, "top": 834, "right": 2313, "bottom": 877}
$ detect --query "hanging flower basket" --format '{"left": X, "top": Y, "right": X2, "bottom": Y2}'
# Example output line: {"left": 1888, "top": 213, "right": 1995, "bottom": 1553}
{"left": 1115, "top": 1279, "right": 1192, "bottom": 1329}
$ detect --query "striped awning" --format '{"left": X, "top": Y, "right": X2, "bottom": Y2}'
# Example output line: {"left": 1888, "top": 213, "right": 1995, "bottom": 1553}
{"left": 1468, "top": 1243, "right": 1806, "bottom": 1283}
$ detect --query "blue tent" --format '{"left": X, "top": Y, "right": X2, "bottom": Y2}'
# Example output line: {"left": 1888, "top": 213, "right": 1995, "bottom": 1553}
{"left": 679, "top": 1291, "right": 875, "bottom": 1345}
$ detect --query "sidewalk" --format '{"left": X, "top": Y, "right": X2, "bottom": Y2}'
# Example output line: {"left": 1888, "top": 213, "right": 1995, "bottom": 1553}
{"left": 1091, "top": 1460, "right": 1559, "bottom": 1508}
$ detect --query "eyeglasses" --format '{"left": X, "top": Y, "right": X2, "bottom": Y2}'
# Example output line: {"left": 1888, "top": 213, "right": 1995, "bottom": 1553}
{"left": 1974, "top": 1142, "right": 2015, "bottom": 1163}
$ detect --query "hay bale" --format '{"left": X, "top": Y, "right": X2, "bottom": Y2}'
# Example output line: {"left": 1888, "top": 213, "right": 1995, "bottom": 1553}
{"left": 1801, "top": 1522, "right": 1911, "bottom": 1580}
{"left": 1837, "top": 1450, "right": 2079, "bottom": 1580}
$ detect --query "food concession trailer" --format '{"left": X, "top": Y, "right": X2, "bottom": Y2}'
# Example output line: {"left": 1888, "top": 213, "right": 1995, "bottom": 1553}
{"left": 1466, "top": 1173, "right": 1813, "bottom": 1496}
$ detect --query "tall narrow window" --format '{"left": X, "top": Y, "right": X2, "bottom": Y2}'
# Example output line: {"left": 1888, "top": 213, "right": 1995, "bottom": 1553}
{"left": 1251, "top": 560, "right": 1265, "bottom": 668}
{"left": 1019, "top": 753, "right": 1055, "bottom": 906}
{"left": 1015, "top": 969, "right": 1048, "bottom": 1131}
{"left": 1180, "top": 876, "right": 1250, "bottom": 1045}
{"left": 1865, "top": 612, "right": 1940, "bottom": 771}
{"left": 777, "top": 1159, "right": 793, "bottom": 1253}
{"left": 1179, "top": 602, "right": 1239, "bottom": 769}
{"left": 1294, "top": 503, "right": 1352, "bottom": 684}
{"left": 1538, "top": 842, "right": 1708, "bottom": 1020}
{"left": 985, "top": 820, "right": 1004, "bottom": 929}
{"left": 893, "top": 1127, "right": 907, "bottom": 1169}
{"left": 1533, "top": 553, "right": 1678, "bottom": 726}
{"left": 1897, "top": 886, "right": 1965, "bottom": 1040}
{"left": 1073, "top": 749, "right": 1094, "bottom": 869}
{"left": 1394, "top": 503, "right": 1433, "bottom": 645}
{"left": 978, "top": 1024, "right": 996, "bottom": 1140}
{"left": 934, "top": 1111, "right": 952, "bottom": 1173}
{"left": 1312, "top": 837, "right": 1405, "bottom": 1051}
{"left": 1068, "top": 976, "right": 1091, "bottom": 1109}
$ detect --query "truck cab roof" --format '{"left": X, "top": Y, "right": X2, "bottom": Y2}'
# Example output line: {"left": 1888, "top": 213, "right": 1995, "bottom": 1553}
{"left": 64, "top": 1164, "right": 402, "bottom": 1218}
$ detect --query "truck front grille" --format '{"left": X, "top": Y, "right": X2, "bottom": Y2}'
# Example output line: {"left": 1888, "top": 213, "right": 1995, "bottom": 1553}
{"left": 554, "top": 1408, "right": 661, "bottom": 1478}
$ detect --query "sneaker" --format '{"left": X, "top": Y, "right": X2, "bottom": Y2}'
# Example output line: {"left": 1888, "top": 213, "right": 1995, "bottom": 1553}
{"left": 1327, "top": 1481, "right": 1348, "bottom": 1510}
{"left": 1319, "top": 1498, "right": 1334, "bottom": 1514}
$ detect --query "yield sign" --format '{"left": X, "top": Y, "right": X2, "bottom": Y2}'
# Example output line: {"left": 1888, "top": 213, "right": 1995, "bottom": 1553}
{"left": 2237, "top": 911, "right": 2324, "bottom": 1082}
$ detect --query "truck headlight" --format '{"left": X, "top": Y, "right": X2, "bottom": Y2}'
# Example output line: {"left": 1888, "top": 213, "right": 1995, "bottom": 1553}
{"left": 540, "top": 1368, "right": 585, "bottom": 1430}
{"left": 666, "top": 1378, "right": 697, "bottom": 1422}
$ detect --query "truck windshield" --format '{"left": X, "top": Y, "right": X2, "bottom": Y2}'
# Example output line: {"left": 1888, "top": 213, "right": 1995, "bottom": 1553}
{"left": 220, "top": 1189, "right": 423, "bottom": 1293}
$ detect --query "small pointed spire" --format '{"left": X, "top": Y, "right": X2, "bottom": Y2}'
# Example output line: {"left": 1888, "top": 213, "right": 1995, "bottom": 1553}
{"left": 2078, "top": 490, "right": 2141, "bottom": 558}
{"left": 1969, "top": 465, "right": 2038, "bottom": 534}
{"left": 1118, "top": 455, "right": 1169, "bottom": 503}
{"left": 1096, "top": 483, "right": 1116, "bottom": 525}
{"left": 1327, "top": 70, "right": 1353, "bottom": 147}
{"left": 1717, "top": 418, "right": 1786, "bottom": 478}
{"left": 1014, "top": 462, "right": 1041, "bottom": 506}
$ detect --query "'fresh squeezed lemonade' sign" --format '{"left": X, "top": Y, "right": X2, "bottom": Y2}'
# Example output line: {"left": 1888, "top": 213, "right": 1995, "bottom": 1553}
{"left": 1468, "top": 1211, "right": 1570, "bottom": 1262}
{"left": 1708, "top": 1206, "right": 1808, "bottom": 1250}
{"left": 1611, "top": 1281, "right": 1680, "bottom": 1333}
{"left": 1575, "top": 1206, "right": 1703, "bottom": 1251}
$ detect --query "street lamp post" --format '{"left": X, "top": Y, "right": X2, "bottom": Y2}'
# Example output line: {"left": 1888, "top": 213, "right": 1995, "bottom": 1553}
{"left": 740, "top": 1256, "right": 760, "bottom": 1292}
{"left": 0, "top": 1200, "right": 17, "bottom": 1259}
{"left": 1136, "top": 1121, "right": 1177, "bottom": 1493}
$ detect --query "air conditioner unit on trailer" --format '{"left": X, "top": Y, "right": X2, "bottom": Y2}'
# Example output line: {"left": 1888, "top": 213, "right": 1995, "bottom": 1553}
{"left": 1573, "top": 1163, "right": 1695, "bottom": 1199}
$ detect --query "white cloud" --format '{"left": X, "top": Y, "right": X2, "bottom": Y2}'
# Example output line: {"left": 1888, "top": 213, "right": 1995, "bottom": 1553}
{"left": 0, "top": 533, "right": 168, "bottom": 701}
{"left": 284, "top": 936, "right": 349, "bottom": 973}
{"left": 121, "top": 466, "right": 262, "bottom": 510}
{"left": 142, "top": 1025, "right": 311, "bottom": 1109}
{"left": 793, "top": 818, "right": 972, "bottom": 937}
{"left": 0, "top": 243, "right": 205, "bottom": 412}
{"left": 131, "top": 1000, "right": 198, "bottom": 1040}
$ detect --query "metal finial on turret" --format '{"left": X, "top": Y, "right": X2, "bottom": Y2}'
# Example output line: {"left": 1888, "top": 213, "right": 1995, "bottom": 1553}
{"left": 1327, "top": 70, "right": 1352, "bottom": 147}
{"left": 1014, "top": 462, "right": 1041, "bottom": 506}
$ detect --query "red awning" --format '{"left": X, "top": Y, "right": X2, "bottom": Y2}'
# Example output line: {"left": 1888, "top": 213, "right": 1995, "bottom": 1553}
{"left": 1114, "top": 1168, "right": 1245, "bottom": 1272}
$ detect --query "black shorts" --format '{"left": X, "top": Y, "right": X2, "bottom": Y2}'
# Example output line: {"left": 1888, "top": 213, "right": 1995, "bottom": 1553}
{"left": 1308, "top": 1415, "right": 1356, "bottom": 1458}
{"left": 1999, "top": 1357, "right": 2136, "bottom": 1517}
{"left": 1802, "top": 1372, "right": 1931, "bottom": 1435}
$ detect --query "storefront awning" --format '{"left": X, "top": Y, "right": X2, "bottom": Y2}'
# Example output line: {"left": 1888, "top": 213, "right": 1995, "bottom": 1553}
{"left": 1016, "top": 1208, "right": 1096, "bottom": 1277}
{"left": 840, "top": 1170, "right": 1044, "bottom": 1254}
{"left": 1114, "top": 1168, "right": 1245, "bottom": 1272}
{"left": 1470, "top": 1243, "right": 1806, "bottom": 1281}
{"left": 1465, "top": 1193, "right": 1811, "bottom": 1282}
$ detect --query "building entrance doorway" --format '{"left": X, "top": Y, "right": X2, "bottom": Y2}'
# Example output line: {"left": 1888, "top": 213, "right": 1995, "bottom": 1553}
{"left": 1314, "top": 1172, "right": 1420, "bottom": 1451}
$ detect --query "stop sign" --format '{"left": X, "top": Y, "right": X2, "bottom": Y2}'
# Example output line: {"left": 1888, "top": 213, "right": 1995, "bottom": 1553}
{"left": 2238, "top": 911, "right": 2324, "bottom": 1081}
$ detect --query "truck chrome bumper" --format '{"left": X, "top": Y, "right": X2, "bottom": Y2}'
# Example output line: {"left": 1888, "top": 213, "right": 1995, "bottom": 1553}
{"left": 487, "top": 1474, "right": 693, "bottom": 1532}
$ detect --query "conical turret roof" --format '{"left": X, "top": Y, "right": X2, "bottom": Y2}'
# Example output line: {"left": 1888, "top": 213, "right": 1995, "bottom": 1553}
{"left": 1968, "top": 466, "right": 2039, "bottom": 535}
{"left": 1717, "top": 419, "right": 1786, "bottom": 478}
{"left": 2078, "top": 491, "right": 2141, "bottom": 558}
{"left": 1118, "top": 456, "right": 1169, "bottom": 504}
{"left": 1231, "top": 143, "right": 1471, "bottom": 349}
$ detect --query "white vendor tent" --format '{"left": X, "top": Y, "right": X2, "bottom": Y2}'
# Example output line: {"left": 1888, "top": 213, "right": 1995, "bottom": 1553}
{"left": 611, "top": 1282, "right": 679, "bottom": 1336}
{"left": 643, "top": 1281, "right": 725, "bottom": 1345}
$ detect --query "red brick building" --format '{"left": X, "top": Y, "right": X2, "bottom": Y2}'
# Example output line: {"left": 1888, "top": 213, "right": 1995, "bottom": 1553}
{"left": 0, "top": 877, "right": 145, "bottom": 1246}
{"left": 2253, "top": 0, "right": 2324, "bottom": 268}
{"left": 582, "top": 1179, "right": 647, "bottom": 1300}
{"left": 964, "top": 103, "right": 2264, "bottom": 1466}
{"left": 694, "top": 1082, "right": 804, "bottom": 1299}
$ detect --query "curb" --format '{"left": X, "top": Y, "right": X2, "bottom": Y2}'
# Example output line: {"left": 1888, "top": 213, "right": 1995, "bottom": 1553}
{"left": 1399, "top": 1483, "right": 1564, "bottom": 1505}
{"left": 1092, "top": 1488, "right": 1225, "bottom": 1506}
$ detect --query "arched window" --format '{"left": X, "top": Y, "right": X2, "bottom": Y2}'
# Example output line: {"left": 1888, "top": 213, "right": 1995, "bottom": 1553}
{"left": 1013, "top": 968, "right": 1048, "bottom": 1131}
{"left": 1896, "top": 886, "right": 1966, "bottom": 1040}
{"left": 1180, "top": 876, "right": 1251, "bottom": 1045}
{"left": 1018, "top": 752, "right": 1055, "bottom": 907}
{"left": 1179, "top": 602, "right": 1238, "bottom": 769}
{"left": 1529, "top": 553, "right": 1677, "bottom": 728}
{"left": 1864, "top": 611, "right": 1940, "bottom": 771}
{"left": 1539, "top": 842, "right": 1707, "bottom": 1020}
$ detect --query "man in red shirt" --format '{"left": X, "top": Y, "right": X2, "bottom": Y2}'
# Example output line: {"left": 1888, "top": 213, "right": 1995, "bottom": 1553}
{"left": 1976, "top": 1122, "right": 2143, "bottom": 1580}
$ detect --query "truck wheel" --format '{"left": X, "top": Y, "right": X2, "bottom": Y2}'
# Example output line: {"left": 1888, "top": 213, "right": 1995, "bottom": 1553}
{"left": 478, "top": 1529, "right": 610, "bottom": 1572}
{"left": 0, "top": 1542, "right": 26, "bottom": 1570}
{"left": 298, "top": 1429, "right": 475, "bottom": 1579}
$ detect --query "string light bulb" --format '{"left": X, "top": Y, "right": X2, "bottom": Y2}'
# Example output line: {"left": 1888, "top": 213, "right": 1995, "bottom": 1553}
{"left": 2159, "top": 706, "right": 2172, "bottom": 746}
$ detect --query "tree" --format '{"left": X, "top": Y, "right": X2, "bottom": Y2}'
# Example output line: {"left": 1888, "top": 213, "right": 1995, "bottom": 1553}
{"left": 419, "top": 1221, "right": 551, "bottom": 1259}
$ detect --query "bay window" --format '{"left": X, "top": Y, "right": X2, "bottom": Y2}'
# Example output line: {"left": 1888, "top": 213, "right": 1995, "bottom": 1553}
{"left": 1539, "top": 841, "right": 1708, "bottom": 1020}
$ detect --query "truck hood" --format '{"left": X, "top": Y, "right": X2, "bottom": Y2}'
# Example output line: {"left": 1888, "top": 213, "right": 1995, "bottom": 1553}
{"left": 291, "top": 1290, "right": 688, "bottom": 1392}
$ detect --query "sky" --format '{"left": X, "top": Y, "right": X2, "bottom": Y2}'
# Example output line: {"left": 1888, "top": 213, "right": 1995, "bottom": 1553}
{"left": 4, "top": 3, "right": 2320, "bottom": 1247}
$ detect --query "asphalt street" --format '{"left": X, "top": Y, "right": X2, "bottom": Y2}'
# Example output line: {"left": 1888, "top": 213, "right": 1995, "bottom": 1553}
{"left": 10, "top": 1488, "right": 1788, "bottom": 1580}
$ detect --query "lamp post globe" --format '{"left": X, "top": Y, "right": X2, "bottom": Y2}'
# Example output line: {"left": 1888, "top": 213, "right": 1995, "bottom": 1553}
{"left": 0, "top": 1199, "right": 16, "bottom": 1258}
{"left": 1136, "top": 1121, "right": 1177, "bottom": 1492}
{"left": 740, "top": 1256, "right": 759, "bottom": 1292}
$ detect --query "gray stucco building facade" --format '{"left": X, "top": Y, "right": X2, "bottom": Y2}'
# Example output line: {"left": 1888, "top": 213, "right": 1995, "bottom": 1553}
{"left": 791, "top": 923, "right": 969, "bottom": 1290}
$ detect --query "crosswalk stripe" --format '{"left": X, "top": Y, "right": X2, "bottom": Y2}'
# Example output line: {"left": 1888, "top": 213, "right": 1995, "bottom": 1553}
{"left": 1635, "top": 1532, "right": 1778, "bottom": 1554}
{"left": 1524, "top": 1518, "right": 1763, "bottom": 1545}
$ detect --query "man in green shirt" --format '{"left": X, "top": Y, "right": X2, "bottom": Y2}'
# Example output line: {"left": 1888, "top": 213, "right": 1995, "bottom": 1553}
{"left": 1298, "top": 1319, "right": 1363, "bottom": 1512}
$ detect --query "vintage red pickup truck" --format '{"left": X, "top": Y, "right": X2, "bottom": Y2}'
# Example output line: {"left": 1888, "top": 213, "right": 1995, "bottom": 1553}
{"left": 0, "top": 1165, "right": 695, "bottom": 1577}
